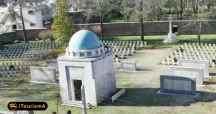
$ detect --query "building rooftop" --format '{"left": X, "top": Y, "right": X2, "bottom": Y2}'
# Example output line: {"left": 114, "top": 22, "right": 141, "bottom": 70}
{"left": 68, "top": 30, "right": 102, "bottom": 51}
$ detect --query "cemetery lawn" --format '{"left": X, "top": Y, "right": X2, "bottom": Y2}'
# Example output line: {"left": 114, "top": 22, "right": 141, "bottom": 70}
{"left": 104, "top": 34, "right": 216, "bottom": 49}
{"left": 1, "top": 48, "right": 216, "bottom": 114}
{"left": 107, "top": 34, "right": 216, "bottom": 43}
{"left": 0, "top": 76, "right": 59, "bottom": 113}
{"left": 58, "top": 48, "right": 216, "bottom": 114}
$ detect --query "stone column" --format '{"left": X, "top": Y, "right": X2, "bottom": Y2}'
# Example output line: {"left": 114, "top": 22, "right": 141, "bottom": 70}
{"left": 163, "top": 15, "right": 177, "bottom": 43}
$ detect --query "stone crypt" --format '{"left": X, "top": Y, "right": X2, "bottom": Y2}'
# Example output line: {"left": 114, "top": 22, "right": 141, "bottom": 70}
{"left": 57, "top": 30, "right": 116, "bottom": 108}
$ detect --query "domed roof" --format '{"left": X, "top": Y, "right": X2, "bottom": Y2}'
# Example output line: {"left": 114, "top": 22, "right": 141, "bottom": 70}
{"left": 68, "top": 30, "right": 102, "bottom": 51}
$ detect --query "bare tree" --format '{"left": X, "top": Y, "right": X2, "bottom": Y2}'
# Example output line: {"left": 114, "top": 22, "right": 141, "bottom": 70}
{"left": 191, "top": 0, "right": 199, "bottom": 17}
{"left": 178, "top": 0, "right": 187, "bottom": 19}
{"left": 94, "top": 0, "right": 113, "bottom": 38}
{"left": 18, "top": 0, "right": 27, "bottom": 42}
{"left": 120, "top": 0, "right": 135, "bottom": 21}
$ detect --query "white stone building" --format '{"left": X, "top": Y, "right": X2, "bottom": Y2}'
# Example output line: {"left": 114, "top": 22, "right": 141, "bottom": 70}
{"left": 0, "top": 1, "right": 46, "bottom": 34}
{"left": 14, "top": 3, "right": 44, "bottom": 30}
{"left": 58, "top": 30, "right": 116, "bottom": 108}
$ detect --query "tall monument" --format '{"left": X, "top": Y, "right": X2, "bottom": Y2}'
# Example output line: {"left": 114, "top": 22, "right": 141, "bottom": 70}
{"left": 163, "top": 15, "right": 177, "bottom": 43}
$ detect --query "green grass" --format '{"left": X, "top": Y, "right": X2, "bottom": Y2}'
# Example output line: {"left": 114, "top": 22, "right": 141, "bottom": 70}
{"left": 104, "top": 34, "right": 216, "bottom": 43}
{"left": 208, "top": 77, "right": 216, "bottom": 82}
{"left": 103, "top": 34, "right": 216, "bottom": 49}
{"left": 0, "top": 76, "right": 59, "bottom": 113}
{"left": 104, "top": 35, "right": 164, "bottom": 41}
{"left": 0, "top": 75, "right": 215, "bottom": 114}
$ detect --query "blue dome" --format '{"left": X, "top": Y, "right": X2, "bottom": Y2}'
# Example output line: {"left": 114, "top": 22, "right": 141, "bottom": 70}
{"left": 69, "top": 30, "right": 102, "bottom": 51}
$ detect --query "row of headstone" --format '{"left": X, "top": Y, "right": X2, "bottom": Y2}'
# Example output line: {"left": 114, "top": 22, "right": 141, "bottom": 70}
{"left": 0, "top": 40, "right": 56, "bottom": 60}
{"left": 112, "top": 47, "right": 135, "bottom": 59}
{"left": 0, "top": 65, "right": 29, "bottom": 71}
{"left": 102, "top": 40, "right": 147, "bottom": 49}
{"left": 102, "top": 40, "right": 147, "bottom": 60}
{"left": 0, "top": 71, "right": 17, "bottom": 77}
{"left": 161, "top": 43, "right": 216, "bottom": 67}
{"left": 0, "top": 41, "right": 58, "bottom": 77}
{"left": 0, "top": 61, "right": 32, "bottom": 77}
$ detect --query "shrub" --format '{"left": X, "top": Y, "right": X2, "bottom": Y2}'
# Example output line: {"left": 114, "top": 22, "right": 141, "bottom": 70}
{"left": 38, "top": 31, "right": 53, "bottom": 41}
{"left": 47, "top": 48, "right": 65, "bottom": 59}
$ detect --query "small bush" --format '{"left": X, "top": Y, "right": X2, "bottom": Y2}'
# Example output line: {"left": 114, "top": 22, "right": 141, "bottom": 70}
{"left": 38, "top": 31, "right": 53, "bottom": 41}
{"left": 47, "top": 48, "right": 65, "bottom": 59}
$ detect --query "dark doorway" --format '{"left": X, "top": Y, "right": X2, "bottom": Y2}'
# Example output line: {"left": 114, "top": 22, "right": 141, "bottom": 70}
{"left": 67, "top": 110, "right": 71, "bottom": 114}
{"left": 12, "top": 25, "right": 17, "bottom": 30}
{"left": 73, "top": 80, "right": 82, "bottom": 101}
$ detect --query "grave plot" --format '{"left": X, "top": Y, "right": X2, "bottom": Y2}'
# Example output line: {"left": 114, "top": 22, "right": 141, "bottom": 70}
{"left": 168, "top": 66, "right": 204, "bottom": 85}
{"left": 30, "top": 66, "right": 57, "bottom": 84}
{"left": 160, "top": 74, "right": 197, "bottom": 95}
{"left": 0, "top": 40, "right": 60, "bottom": 77}
{"left": 179, "top": 59, "right": 209, "bottom": 80}
{"left": 161, "top": 42, "right": 216, "bottom": 67}
{"left": 0, "top": 60, "right": 33, "bottom": 77}
{"left": 0, "top": 40, "right": 58, "bottom": 60}
{"left": 102, "top": 40, "right": 147, "bottom": 60}
{"left": 159, "top": 65, "right": 204, "bottom": 96}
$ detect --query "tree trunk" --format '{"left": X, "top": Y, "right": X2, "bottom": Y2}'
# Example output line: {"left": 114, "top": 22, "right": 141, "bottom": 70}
{"left": 140, "top": 17, "right": 144, "bottom": 42}
{"left": 198, "top": 21, "right": 202, "bottom": 45}
{"left": 19, "top": 0, "right": 27, "bottom": 43}
{"left": 100, "top": 15, "right": 104, "bottom": 39}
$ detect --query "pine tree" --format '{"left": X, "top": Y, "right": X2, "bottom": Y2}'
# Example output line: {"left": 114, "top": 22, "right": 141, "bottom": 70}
{"left": 51, "top": 0, "right": 73, "bottom": 44}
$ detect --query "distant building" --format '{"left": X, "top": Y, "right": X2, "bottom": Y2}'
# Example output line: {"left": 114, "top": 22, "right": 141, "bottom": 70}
{"left": 14, "top": 3, "right": 44, "bottom": 30}
{"left": 0, "top": 0, "right": 6, "bottom": 6}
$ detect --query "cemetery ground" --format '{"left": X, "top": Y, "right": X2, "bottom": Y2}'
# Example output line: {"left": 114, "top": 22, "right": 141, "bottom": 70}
{"left": 1, "top": 35, "right": 216, "bottom": 114}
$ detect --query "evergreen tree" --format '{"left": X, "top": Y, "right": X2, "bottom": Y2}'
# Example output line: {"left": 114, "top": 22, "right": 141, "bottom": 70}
{"left": 51, "top": 0, "right": 73, "bottom": 44}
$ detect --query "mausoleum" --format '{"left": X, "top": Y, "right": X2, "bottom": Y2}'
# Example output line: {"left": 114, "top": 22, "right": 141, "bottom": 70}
{"left": 57, "top": 30, "right": 116, "bottom": 108}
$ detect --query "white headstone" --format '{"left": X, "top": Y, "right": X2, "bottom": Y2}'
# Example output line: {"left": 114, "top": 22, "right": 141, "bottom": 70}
{"left": 168, "top": 66, "right": 204, "bottom": 85}
{"left": 179, "top": 59, "right": 209, "bottom": 80}
{"left": 30, "top": 66, "right": 57, "bottom": 84}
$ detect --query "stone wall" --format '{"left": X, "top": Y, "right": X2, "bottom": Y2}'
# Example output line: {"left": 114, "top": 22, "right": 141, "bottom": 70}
{"left": 15, "top": 29, "right": 48, "bottom": 41}
{"left": 4, "top": 21, "right": 216, "bottom": 42}
{"left": 74, "top": 20, "right": 216, "bottom": 36}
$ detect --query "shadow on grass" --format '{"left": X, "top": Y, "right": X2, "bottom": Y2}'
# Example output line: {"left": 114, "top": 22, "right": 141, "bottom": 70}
{"left": 0, "top": 81, "right": 59, "bottom": 101}
{"left": 136, "top": 68, "right": 153, "bottom": 71}
{"left": 101, "top": 88, "right": 216, "bottom": 107}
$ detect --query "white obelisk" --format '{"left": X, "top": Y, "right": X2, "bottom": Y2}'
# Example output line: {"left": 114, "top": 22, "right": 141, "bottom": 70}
{"left": 163, "top": 15, "right": 177, "bottom": 43}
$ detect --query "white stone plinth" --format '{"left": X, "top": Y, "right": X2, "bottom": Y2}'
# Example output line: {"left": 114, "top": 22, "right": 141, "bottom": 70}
{"left": 163, "top": 32, "right": 177, "bottom": 43}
